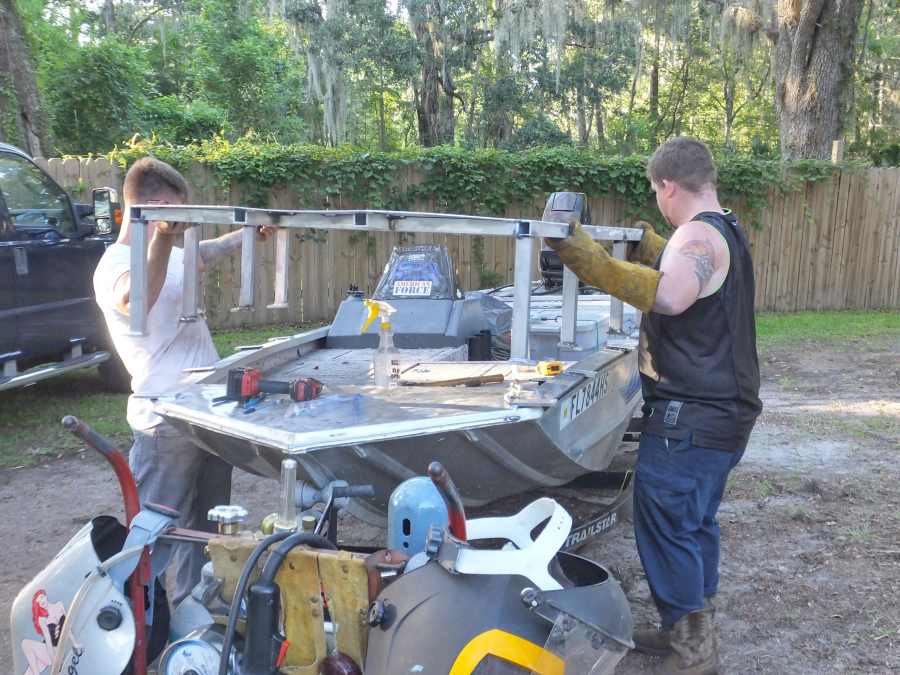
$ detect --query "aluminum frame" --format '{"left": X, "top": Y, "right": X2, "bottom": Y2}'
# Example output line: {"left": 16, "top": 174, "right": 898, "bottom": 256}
{"left": 127, "top": 205, "right": 642, "bottom": 357}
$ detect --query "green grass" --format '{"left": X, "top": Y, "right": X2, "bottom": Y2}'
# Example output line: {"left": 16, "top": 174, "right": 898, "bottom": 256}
{"left": 756, "top": 310, "right": 900, "bottom": 349}
{"left": 210, "top": 322, "right": 324, "bottom": 356}
{"left": 0, "top": 323, "right": 320, "bottom": 469}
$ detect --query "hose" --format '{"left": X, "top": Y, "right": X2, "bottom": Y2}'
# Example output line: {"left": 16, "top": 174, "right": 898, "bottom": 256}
{"left": 259, "top": 532, "right": 337, "bottom": 584}
{"left": 218, "top": 531, "right": 292, "bottom": 675}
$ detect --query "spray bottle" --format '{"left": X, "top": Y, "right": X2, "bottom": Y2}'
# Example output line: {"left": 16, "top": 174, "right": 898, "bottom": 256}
{"left": 361, "top": 299, "right": 400, "bottom": 389}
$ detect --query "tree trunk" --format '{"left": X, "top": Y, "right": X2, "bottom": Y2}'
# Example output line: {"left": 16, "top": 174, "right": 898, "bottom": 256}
{"left": 649, "top": 17, "right": 661, "bottom": 148}
{"left": 409, "top": 5, "right": 454, "bottom": 147}
{"left": 649, "top": 57, "right": 659, "bottom": 147}
{"left": 576, "top": 89, "right": 592, "bottom": 146}
{"left": 774, "top": 0, "right": 863, "bottom": 160}
{"left": 723, "top": 69, "right": 736, "bottom": 148}
{"left": 595, "top": 101, "right": 604, "bottom": 148}
{"left": 0, "top": 0, "right": 51, "bottom": 156}
{"left": 378, "top": 70, "right": 387, "bottom": 151}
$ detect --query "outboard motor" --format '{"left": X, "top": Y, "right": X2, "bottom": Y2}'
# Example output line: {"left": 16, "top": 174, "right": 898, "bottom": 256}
{"left": 540, "top": 191, "right": 592, "bottom": 290}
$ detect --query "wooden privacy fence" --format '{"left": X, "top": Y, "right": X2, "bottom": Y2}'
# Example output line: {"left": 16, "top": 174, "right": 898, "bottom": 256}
{"left": 37, "top": 157, "right": 900, "bottom": 326}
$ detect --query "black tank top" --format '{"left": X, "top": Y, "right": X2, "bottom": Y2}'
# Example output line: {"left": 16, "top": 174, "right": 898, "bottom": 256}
{"left": 639, "top": 211, "right": 762, "bottom": 450}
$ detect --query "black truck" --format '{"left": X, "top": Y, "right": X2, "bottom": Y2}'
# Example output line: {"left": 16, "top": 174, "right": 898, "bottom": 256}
{"left": 0, "top": 142, "right": 129, "bottom": 392}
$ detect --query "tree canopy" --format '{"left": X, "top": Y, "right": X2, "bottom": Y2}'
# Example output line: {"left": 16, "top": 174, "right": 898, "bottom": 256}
{"left": 1, "top": 0, "right": 896, "bottom": 162}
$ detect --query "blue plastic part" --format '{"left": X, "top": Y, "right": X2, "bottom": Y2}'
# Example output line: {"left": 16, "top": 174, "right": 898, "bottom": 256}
{"left": 387, "top": 477, "right": 449, "bottom": 556}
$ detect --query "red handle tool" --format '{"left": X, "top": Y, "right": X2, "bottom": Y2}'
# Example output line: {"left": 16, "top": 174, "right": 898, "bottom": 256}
{"left": 63, "top": 415, "right": 149, "bottom": 675}
{"left": 428, "top": 461, "right": 468, "bottom": 541}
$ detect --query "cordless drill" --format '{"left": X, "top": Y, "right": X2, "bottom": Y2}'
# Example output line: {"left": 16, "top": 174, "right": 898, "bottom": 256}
{"left": 224, "top": 367, "right": 323, "bottom": 403}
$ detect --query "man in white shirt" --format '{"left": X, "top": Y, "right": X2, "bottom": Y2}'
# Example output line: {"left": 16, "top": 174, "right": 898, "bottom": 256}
{"left": 94, "top": 157, "right": 271, "bottom": 605}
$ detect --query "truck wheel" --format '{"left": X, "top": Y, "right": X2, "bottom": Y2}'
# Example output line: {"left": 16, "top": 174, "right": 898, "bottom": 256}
{"left": 98, "top": 352, "right": 131, "bottom": 393}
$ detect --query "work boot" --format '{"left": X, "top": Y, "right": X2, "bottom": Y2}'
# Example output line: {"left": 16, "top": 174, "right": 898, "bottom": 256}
{"left": 655, "top": 608, "right": 718, "bottom": 675}
{"left": 633, "top": 598, "right": 714, "bottom": 657}
{"left": 633, "top": 624, "right": 672, "bottom": 656}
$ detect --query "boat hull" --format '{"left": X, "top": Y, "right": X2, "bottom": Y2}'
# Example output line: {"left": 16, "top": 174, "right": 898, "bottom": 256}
{"left": 157, "top": 331, "right": 641, "bottom": 525}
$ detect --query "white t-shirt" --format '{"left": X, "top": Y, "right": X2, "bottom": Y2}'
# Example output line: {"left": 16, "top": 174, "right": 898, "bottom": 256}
{"left": 94, "top": 243, "right": 219, "bottom": 430}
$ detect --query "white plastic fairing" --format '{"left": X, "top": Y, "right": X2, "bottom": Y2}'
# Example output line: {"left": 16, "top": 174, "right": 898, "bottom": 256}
{"left": 49, "top": 547, "right": 140, "bottom": 675}
{"left": 456, "top": 498, "right": 572, "bottom": 590}
{"left": 11, "top": 523, "right": 101, "bottom": 675}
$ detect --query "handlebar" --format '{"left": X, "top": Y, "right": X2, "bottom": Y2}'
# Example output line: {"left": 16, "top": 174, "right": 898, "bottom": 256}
{"left": 332, "top": 484, "right": 376, "bottom": 499}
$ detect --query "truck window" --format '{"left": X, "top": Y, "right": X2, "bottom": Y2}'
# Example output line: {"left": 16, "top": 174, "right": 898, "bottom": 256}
{"left": 0, "top": 154, "right": 75, "bottom": 237}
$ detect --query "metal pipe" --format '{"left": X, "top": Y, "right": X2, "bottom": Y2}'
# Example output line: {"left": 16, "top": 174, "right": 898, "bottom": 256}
{"left": 236, "top": 226, "right": 256, "bottom": 310}
{"left": 610, "top": 241, "right": 627, "bottom": 334}
{"left": 128, "top": 214, "right": 149, "bottom": 336}
{"left": 510, "top": 225, "right": 534, "bottom": 361}
{"left": 181, "top": 225, "right": 201, "bottom": 321}
{"left": 560, "top": 265, "right": 578, "bottom": 346}
{"left": 133, "top": 205, "right": 643, "bottom": 242}
{"left": 269, "top": 228, "right": 291, "bottom": 309}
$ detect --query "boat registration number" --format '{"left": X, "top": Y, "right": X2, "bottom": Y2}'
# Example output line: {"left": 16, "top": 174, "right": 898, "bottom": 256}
{"left": 393, "top": 280, "right": 433, "bottom": 296}
{"left": 559, "top": 371, "right": 609, "bottom": 430}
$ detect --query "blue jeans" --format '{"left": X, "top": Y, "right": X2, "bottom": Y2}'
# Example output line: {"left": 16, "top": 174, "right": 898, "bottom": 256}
{"left": 633, "top": 432, "right": 743, "bottom": 628}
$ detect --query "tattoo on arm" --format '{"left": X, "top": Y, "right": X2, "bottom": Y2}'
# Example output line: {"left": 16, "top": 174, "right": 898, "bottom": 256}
{"left": 679, "top": 239, "right": 716, "bottom": 290}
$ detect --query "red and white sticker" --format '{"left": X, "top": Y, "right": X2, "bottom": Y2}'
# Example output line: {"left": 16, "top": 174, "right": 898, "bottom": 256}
{"left": 392, "top": 280, "right": 433, "bottom": 297}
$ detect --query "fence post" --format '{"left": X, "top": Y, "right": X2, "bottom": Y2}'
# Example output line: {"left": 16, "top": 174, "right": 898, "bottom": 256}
{"left": 831, "top": 140, "right": 845, "bottom": 164}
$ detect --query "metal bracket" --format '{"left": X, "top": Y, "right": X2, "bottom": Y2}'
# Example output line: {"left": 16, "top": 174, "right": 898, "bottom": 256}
{"left": 515, "top": 220, "right": 532, "bottom": 238}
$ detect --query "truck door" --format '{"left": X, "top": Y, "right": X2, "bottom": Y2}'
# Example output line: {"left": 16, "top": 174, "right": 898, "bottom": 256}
{"left": 0, "top": 152, "right": 106, "bottom": 359}
{"left": 0, "top": 194, "right": 17, "bottom": 355}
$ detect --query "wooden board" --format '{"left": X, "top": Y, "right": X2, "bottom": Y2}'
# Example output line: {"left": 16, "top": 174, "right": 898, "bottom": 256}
{"left": 278, "top": 548, "right": 329, "bottom": 672}
{"left": 207, "top": 537, "right": 370, "bottom": 673}
{"left": 398, "top": 361, "right": 572, "bottom": 385}
{"left": 317, "top": 551, "right": 370, "bottom": 666}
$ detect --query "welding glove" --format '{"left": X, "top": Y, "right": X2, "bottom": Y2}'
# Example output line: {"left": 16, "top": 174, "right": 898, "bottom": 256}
{"left": 628, "top": 221, "right": 668, "bottom": 266}
{"left": 545, "top": 224, "right": 661, "bottom": 313}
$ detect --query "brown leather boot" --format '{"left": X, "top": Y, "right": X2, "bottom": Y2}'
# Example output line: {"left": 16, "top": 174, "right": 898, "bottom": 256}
{"left": 634, "top": 598, "right": 715, "bottom": 657}
{"left": 633, "top": 624, "right": 672, "bottom": 656}
{"left": 655, "top": 608, "right": 718, "bottom": 675}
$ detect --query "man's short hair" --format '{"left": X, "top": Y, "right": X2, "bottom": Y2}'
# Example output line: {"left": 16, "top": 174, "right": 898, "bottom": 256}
{"left": 647, "top": 137, "right": 717, "bottom": 193}
{"left": 122, "top": 157, "right": 189, "bottom": 205}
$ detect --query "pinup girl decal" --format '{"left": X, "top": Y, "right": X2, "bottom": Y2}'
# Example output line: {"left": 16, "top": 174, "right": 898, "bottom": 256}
{"left": 20, "top": 590, "right": 66, "bottom": 675}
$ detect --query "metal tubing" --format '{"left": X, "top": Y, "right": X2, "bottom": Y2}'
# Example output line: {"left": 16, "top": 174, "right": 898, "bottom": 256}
{"left": 128, "top": 216, "right": 149, "bottom": 336}
{"left": 236, "top": 226, "right": 256, "bottom": 310}
{"left": 268, "top": 228, "right": 291, "bottom": 309}
{"left": 560, "top": 265, "right": 578, "bottom": 346}
{"left": 610, "top": 241, "right": 627, "bottom": 333}
{"left": 181, "top": 226, "right": 201, "bottom": 321}
{"left": 582, "top": 225, "right": 642, "bottom": 242}
{"left": 510, "top": 232, "right": 534, "bottom": 360}
{"left": 275, "top": 459, "right": 298, "bottom": 533}
{"left": 133, "top": 205, "right": 642, "bottom": 242}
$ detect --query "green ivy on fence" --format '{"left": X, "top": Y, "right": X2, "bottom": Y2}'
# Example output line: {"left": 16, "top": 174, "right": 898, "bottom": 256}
{"left": 104, "top": 136, "right": 849, "bottom": 232}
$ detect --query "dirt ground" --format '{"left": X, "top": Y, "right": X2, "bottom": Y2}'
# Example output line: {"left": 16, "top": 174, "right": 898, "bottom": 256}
{"left": 1, "top": 336, "right": 898, "bottom": 673}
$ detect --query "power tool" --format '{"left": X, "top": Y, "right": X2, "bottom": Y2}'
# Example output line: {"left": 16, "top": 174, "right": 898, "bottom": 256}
{"left": 221, "top": 367, "right": 323, "bottom": 404}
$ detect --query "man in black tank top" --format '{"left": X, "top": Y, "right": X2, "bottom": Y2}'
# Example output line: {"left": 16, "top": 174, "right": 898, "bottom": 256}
{"left": 546, "top": 137, "right": 761, "bottom": 674}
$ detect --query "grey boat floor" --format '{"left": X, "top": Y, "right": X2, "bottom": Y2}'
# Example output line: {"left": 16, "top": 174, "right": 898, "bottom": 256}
{"left": 163, "top": 346, "right": 556, "bottom": 451}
